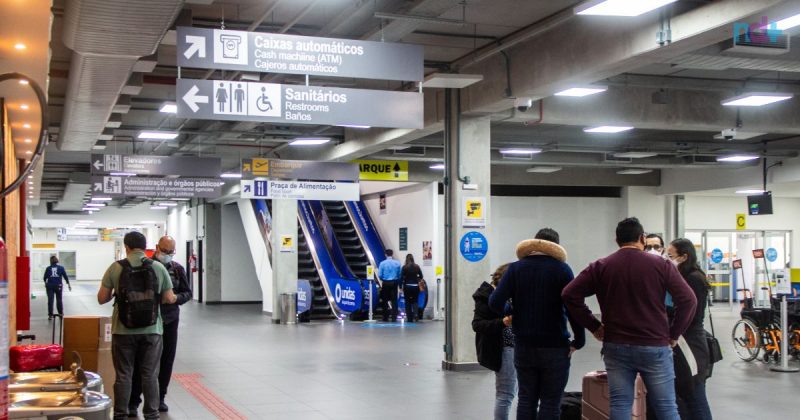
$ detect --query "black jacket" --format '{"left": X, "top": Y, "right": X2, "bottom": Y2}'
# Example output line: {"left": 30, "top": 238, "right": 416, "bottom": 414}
{"left": 673, "top": 269, "right": 710, "bottom": 392}
{"left": 472, "top": 282, "right": 505, "bottom": 372}
{"left": 161, "top": 261, "right": 193, "bottom": 324}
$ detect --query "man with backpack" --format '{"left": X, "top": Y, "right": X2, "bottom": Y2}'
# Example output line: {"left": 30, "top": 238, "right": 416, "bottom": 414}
{"left": 97, "top": 231, "right": 177, "bottom": 420}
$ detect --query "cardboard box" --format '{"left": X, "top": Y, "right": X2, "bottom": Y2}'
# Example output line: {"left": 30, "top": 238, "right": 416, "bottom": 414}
{"left": 62, "top": 316, "right": 115, "bottom": 398}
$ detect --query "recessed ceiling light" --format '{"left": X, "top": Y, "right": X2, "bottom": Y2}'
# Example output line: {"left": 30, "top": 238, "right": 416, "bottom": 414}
{"left": 91, "top": 197, "right": 113, "bottom": 201}
{"left": 736, "top": 189, "right": 766, "bottom": 194}
{"left": 28, "top": 181, "right": 33, "bottom": 185}
{"left": 613, "top": 151, "right": 658, "bottom": 159}
{"left": 220, "top": 172, "right": 243, "bottom": 179}
{"left": 499, "top": 148, "right": 543, "bottom": 155}
{"left": 155, "top": 201, "right": 178, "bottom": 207}
{"left": 338, "top": 124, "right": 371, "bottom": 129}
{"left": 584, "top": 126, "right": 634, "bottom": 133}
{"left": 22, "top": 123, "right": 31, "bottom": 129}
{"left": 14, "top": 43, "right": 26, "bottom": 50}
{"left": 24, "top": 138, "right": 32, "bottom": 143}
{"left": 290, "top": 137, "right": 331, "bottom": 146}
{"left": 109, "top": 172, "right": 136, "bottom": 177}
{"left": 717, "top": 155, "right": 759, "bottom": 162}
{"left": 776, "top": 13, "right": 800, "bottom": 30}
{"left": 150, "top": 206, "right": 167, "bottom": 210}
{"left": 20, "top": 104, "right": 29, "bottom": 110}
{"left": 138, "top": 131, "right": 179, "bottom": 140}
{"left": 25, "top": 150, "right": 32, "bottom": 155}
{"left": 29, "top": 195, "right": 34, "bottom": 199}
{"left": 430, "top": 163, "right": 445, "bottom": 170}
{"left": 554, "top": 86, "right": 608, "bottom": 97}
{"left": 526, "top": 166, "right": 563, "bottom": 173}
{"left": 575, "top": 0, "right": 678, "bottom": 17}
{"left": 19, "top": 79, "right": 29, "bottom": 85}
{"left": 721, "top": 92, "right": 793, "bottom": 107}
{"left": 159, "top": 102, "right": 178, "bottom": 113}
{"left": 617, "top": 169, "right": 653, "bottom": 175}
{"left": 85, "top": 203, "right": 106, "bottom": 207}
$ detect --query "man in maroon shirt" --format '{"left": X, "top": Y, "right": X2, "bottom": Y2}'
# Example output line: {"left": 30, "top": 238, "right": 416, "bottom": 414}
{"left": 562, "top": 218, "right": 697, "bottom": 420}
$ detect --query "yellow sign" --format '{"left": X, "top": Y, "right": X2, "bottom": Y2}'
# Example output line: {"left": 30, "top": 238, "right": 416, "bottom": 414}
{"left": 736, "top": 213, "right": 747, "bottom": 230}
{"left": 366, "top": 265, "right": 375, "bottom": 279}
{"left": 462, "top": 197, "right": 486, "bottom": 228}
{"left": 32, "top": 243, "right": 56, "bottom": 249}
{"left": 355, "top": 160, "right": 408, "bottom": 181}
{"left": 279, "top": 235, "right": 294, "bottom": 252}
{"left": 251, "top": 158, "right": 269, "bottom": 176}
{"left": 435, "top": 266, "right": 443, "bottom": 276}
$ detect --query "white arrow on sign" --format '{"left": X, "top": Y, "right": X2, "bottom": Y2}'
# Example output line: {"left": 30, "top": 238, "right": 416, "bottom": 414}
{"left": 93, "top": 183, "right": 102, "bottom": 192}
{"left": 183, "top": 35, "right": 206, "bottom": 59}
{"left": 93, "top": 160, "right": 104, "bottom": 171}
{"left": 182, "top": 85, "right": 209, "bottom": 113}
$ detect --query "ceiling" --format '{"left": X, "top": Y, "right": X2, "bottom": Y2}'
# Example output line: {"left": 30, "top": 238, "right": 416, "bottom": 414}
{"left": 11, "top": 0, "right": 800, "bottom": 212}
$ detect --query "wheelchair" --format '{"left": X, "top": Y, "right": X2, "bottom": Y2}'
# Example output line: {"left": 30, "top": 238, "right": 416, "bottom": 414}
{"left": 731, "top": 288, "right": 800, "bottom": 363}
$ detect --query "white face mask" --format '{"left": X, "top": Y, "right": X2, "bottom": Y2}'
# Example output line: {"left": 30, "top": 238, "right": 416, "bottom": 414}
{"left": 646, "top": 249, "right": 662, "bottom": 256}
{"left": 670, "top": 258, "right": 680, "bottom": 267}
{"left": 158, "top": 253, "right": 173, "bottom": 265}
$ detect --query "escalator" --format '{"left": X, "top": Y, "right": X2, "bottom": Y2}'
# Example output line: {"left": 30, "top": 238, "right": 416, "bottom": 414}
{"left": 297, "top": 226, "right": 335, "bottom": 319}
{"left": 322, "top": 202, "right": 369, "bottom": 280}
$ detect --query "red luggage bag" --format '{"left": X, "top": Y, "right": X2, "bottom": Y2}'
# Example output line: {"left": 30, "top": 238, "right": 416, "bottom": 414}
{"left": 9, "top": 345, "right": 63, "bottom": 372}
{"left": 582, "top": 370, "right": 646, "bottom": 419}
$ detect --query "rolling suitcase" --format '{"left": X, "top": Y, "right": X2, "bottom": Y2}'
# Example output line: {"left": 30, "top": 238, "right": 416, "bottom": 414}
{"left": 582, "top": 370, "right": 646, "bottom": 419}
{"left": 9, "top": 315, "right": 64, "bottom": 372}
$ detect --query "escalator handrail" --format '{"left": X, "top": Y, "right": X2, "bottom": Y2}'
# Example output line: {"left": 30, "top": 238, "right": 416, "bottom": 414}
{"left": 345, "top": 201, "right": 387, "bottom": 283}
{"left": 308, "top": 201, "right": 360, "bottom": 280}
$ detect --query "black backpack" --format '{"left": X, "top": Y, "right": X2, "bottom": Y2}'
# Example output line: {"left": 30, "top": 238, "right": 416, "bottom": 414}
{"left": 116, "top": 258, "right": 160, "bottom": 329}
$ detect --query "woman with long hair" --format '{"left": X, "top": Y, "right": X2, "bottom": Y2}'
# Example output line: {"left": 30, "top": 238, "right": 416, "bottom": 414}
{"left": 401, "top": 254, "right": 423, "bottom": 322}
{"left": 667, "top": 238, "right": 713, "bottom": 420}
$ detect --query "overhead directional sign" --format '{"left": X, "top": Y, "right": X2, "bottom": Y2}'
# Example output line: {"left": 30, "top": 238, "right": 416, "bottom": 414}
{"left": 91, "top": 176, "right": 222, "bottom": 199}
{"left": 90, "top": 154, "right": 221, "bottom": 177}
{"left": 355, "top": 160, "right": 408, "bottom": 181}
{"left": 177, "top": 79, "right": 423, "bottom": 129}
{"left": 240, "top": 179, "right": 359, "bottom": 201}
{"left": 241, "top": 158, "right": 359, "bottom": 181}
{"left": 177, "top": 26, "right": 423, "bottom": 82}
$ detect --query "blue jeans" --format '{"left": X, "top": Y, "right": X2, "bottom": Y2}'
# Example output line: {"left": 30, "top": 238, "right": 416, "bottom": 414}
{"left": 495, "top": 346, "right": 517, "bottom": 420}
{"left": 514, "top": 344, "right": 570, "bottom": 420}
{"left": 603, "top": 343, "right": 679, "bottom": 420}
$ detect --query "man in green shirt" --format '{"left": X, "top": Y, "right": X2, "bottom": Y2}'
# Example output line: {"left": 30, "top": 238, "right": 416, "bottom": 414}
{"left": 98, "top": 232, "right": 176, "bottom": 420}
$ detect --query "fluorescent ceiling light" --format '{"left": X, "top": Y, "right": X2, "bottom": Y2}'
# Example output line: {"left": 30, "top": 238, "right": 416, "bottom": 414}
{"left": 220, "top": 172, "right": 243, "bottom": 179}
{"left": 155, "top": 201, "right": 178, "bottom": 207}
{"left": 430, "top": 164, "right": 445, "bottom": 170}
{"left": 172, "top": 198, "right": 191, "bottom": 201}
{"left": 736, "top": 189, "right": 766, "bottom": 194}
{"left": 575, "top": 0, "right": 678, "bottom": 17}
{"left": 109, "top": 172, "right": 136, "bottom": 177}
{"left": 85, "top": 203, "right": 105, "bottom": 207}
{"left": 527, "top": 166, "right": 563, "bottom": 173}
{"left": 338, "top": 124, "right": 371, "bottom": 129}
{"left": 499, "top": 148, "right": 542, "bottom": 155}
{"left": 584, "top": 125, "right": 634, "bottom": 133}
{"left": 721, "top": 92, "right": 793, "bottom": 107}
{"left": 22, "top": 123, "right": 31, "bottom": 129}
{"left": 617, "top": 169, "right": 653, "bottom": 175}
{"left": 25, "top": 150, "right": 32, "bottom": 155}
{"left": 19, "top": 79, "right": 29, "bottom": 85}
{"left": 91, "top": 196, "right": 113, "bottom": 201}
{"left": 82, "top": 207, "right": 99, "bottom": 212}
{"left": 141, "top": 221, "right": 161, "bottom": 224}
{"left": 554, "top": 86, "right": 608, "bottom": 97}
{"left": 290, "top": 137, "right": 330, "bottom": 146}
{"left": 20, "top": 104, "right": 29, "bottom": 110}
{"left": 150, "top": 206, "right": 167, "bottom": 210}
{"left": 776, "top": 13, "right": 800, "bottom": 30}
{"left": 613, "top": 151, "right": 658, "bottom": 159}
{"left": 138, "top": 131, "right": 179, "bottom": 140}
{"left": 14, "top": 43, "right": 26, "bottom": 50}
{"left": 717, "top": 155, "right": 759, "bottom": 162}
{"left": 24, "top": 138, "right": 31, "bottom": 143}
{"left": 159, "top": 102, "right": 178, "bottom": 113}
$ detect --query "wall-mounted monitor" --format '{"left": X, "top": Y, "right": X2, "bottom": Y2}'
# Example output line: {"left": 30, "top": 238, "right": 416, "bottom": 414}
{"left": 747, "top": 192, "right": 773, "bottom": 215}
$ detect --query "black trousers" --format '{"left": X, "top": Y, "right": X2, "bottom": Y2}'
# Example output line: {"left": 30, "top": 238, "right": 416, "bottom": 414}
{"left": 131, "top": 319, "right": 179, "bottom": 406}
{"left": 403, "top": 286, "right": 420, "bottom": 322}
{"left": 380, "top": 281, "right": 398, "bottom": 321}
{"left": 45, "top": 285, "right": 63, "bottom": 316}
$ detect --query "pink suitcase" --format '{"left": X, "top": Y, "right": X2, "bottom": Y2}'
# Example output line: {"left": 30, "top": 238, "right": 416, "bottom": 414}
{"left": 582, "top": 370, "right": 646, "bottom": 419}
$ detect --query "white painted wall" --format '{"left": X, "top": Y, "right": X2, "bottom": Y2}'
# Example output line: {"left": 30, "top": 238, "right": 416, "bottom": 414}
{"left": 237, "top": 200, "right": 273, "bottom": 312}
{"left": 364, "top": 182, "right": 440, "bottom": 288}
{"left": 684, "top": 195, "right": 800, "bottom": 263}
{"left": 623, "top": 187, "right": 669, "bottom": 240}
{"left": 31, "top": 229, "right": 116, "bottom": 280}
{"left": 221, "top": 203, "right": 262, "bottom": 302}
{"left": 166, "top": 203, "right": 201, "bottom": 299}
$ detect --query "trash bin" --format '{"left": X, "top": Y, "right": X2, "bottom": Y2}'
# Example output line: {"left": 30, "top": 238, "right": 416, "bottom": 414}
{"left": 280, "top": 293, "right": 297, "bottom": 325}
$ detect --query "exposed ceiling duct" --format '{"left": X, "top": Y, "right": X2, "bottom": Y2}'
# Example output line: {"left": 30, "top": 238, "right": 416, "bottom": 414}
{"left": 57, "top": 0, "right": 183, "bottom": 151}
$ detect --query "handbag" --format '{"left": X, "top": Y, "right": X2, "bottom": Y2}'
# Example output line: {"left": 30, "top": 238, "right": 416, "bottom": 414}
{"left": 706, "top": 295, "right": 723, "bottom": 366}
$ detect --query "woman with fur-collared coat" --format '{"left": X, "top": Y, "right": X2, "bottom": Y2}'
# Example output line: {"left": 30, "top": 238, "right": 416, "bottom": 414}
{"left": 489, "top": 228, "right": 586, "bottom": 420}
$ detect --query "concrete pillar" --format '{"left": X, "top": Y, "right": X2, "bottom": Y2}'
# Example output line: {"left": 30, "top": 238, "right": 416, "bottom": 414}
{"left": 444, "top": 87, "right": 491, "bottom": 370}
{"left": 204, "top": 203, "right": 222, "bottom": 303}
{"left": 271, "top": 199, "right": 298, "bottom": 323}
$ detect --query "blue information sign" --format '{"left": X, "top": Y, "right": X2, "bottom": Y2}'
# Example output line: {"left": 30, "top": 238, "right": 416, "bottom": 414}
{"left": 460, "top": 231, "right": 488, "bottom": 262}
{"left": 710, "top": 248, "right": 724, "bottom": 264}
{"left": 766, "top": 247, "right": 778, "bottom": 262}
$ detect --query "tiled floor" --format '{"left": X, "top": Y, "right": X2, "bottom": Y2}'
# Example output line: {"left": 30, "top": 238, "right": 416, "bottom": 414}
{"left": 23, "top": 281, "right": 800, "bottom": 419}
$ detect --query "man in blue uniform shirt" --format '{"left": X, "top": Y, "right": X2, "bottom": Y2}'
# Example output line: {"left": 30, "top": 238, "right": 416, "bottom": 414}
{"left": 43, "top": 255, "right": 71, "bottom": 319}
{"left": 378, "top": 249, "right": 402, "bottom": 322}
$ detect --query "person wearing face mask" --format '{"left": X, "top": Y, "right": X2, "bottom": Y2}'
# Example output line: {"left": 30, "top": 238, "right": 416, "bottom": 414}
{"left": 129, "top": 236, "right": 193, "bottom": 416}
{"left": 666, "top": 239, "right": 713, "bottom": 420}
{"left": 645, "top": 234, "right": 666, "bottom": 258}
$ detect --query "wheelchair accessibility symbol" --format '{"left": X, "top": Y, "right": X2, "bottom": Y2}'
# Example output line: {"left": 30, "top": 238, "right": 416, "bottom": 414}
{"left": 256, "top": 87, "right": 273, "bottom": 112}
